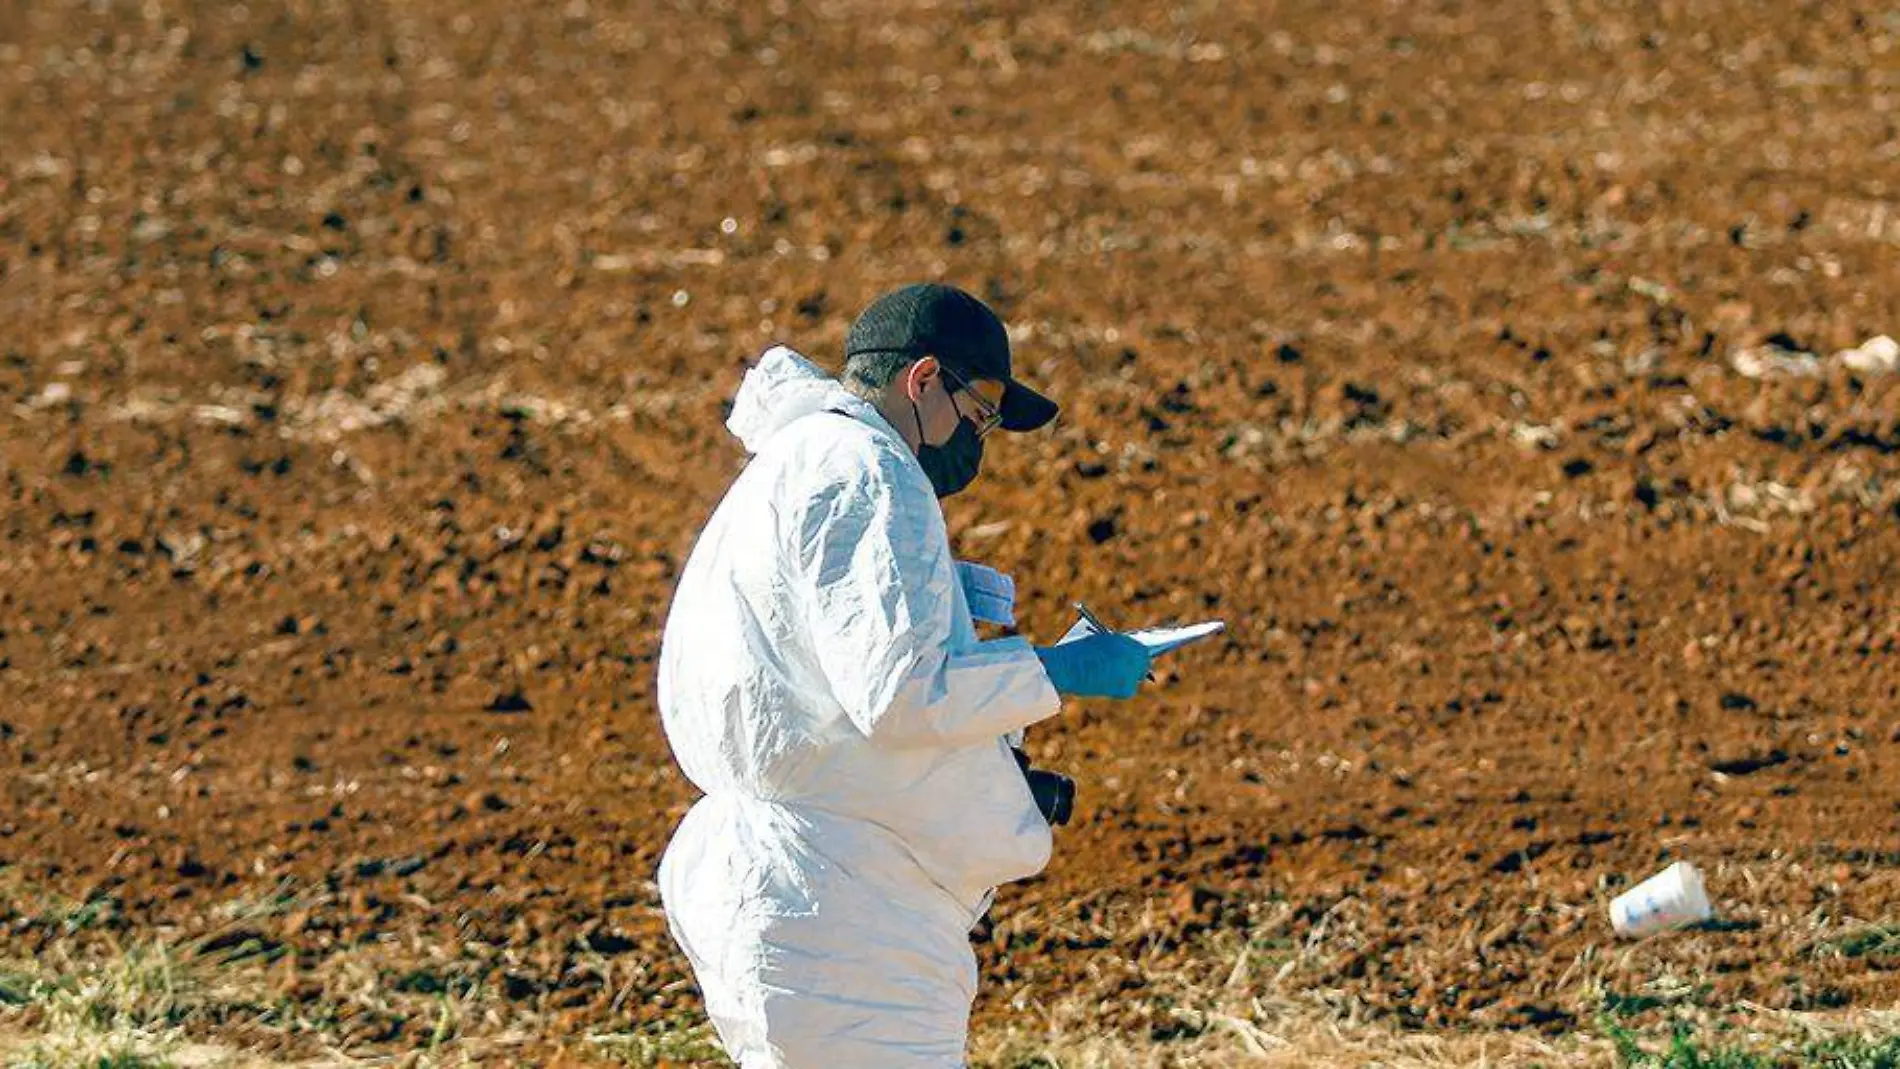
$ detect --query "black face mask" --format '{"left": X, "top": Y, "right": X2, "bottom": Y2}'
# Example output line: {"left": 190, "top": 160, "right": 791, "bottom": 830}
{"left": 912, "top": 400, "right": 985, "bottom": 498}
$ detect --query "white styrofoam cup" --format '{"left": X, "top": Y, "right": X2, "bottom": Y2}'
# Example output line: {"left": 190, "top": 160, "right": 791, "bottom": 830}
{"left": 1610, "top": 860, "right": 1713, "bottom": 937}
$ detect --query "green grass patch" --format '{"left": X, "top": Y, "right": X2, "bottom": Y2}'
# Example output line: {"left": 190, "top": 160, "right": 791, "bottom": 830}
{"left": 1592, "top": 976, "right": 1710, "bottom": 1021}
{"left": 7, "top": 1051, "right": 177, "bottom": 1069}
{"left": 6, "top": 1040, "right": 179, "bottom": 1069}
{"left": 1602, "top": 990, "right": 1673, "bottom": 1017}
{"left": 587, "top": 1019, "right": 730, "bottom": 1067}
{"left": 1807, "top": 1033, "right": 1900, "bottom": 1068}
{"left": 1830, "top": 926, "right": 1900, "bottom": 960}
{"left": 1610, "top": 1021, "right": 1900, "bottom": 1068}
{"left": 15, "top": 896, "right": 122, "bottom": 939}
{"left": 0, "top": 970, "right": 34, "bottom": 1007}
{"left": 0, "top": 943, "right": 200, "bottom": 1069}
{"left": 1610, "top": 1023, "right": 1776, "bottom": 1069}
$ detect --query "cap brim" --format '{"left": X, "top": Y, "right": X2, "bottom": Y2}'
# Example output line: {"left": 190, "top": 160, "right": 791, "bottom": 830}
{"left": 999, "top": 378, "right": 1059, "bottom": 432}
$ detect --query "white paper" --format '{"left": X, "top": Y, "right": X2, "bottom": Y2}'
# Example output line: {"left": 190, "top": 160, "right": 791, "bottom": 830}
{"left": 1057, "top": 615, "right": 1098, "bottom": 644}
{"left": 1128, "top": 620, "right": 1226, "bottom": 655}
{"left": 1058, "top": 613, "right": 1225, "bottom": 657}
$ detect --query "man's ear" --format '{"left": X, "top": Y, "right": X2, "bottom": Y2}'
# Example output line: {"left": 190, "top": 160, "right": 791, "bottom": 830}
{"left": 903, "top": 355, "right": 940, "bottom": 402}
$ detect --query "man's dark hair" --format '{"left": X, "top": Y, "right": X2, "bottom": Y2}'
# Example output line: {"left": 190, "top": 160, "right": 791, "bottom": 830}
{"left": 842, "top": 349, "right": 918, "bottom": 402}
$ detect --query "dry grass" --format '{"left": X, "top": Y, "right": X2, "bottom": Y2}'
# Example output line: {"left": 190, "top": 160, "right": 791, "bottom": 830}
{"left": 969, "top": 973, "right": 1900, "bottom": 1069}
{"left": 4, "top": 878, "right": 1899, "bottom": 1068}
{"left": 975, "top": 1004, "right": 1612, "bottom": 1068}
{"left": 0, "top": 941, "right": 287, "bottom": 1068}
{"left": 0, "top": 927, "right": 496, "bottom": 1068}
{"left": 5, "top": 948, "right": 1897, "bottom": 1069}
{"left": 964, "top": 896, "right": 1900, "bottom": 1069}
{"left": 968, "top": 914, "right": 1609, "bottom": 1069}
{"left": 584, "top": 1021, "right": 728, "bottom": 1067}
{"left": 972, "top": 997, "right": 1900, "bottom": 1068}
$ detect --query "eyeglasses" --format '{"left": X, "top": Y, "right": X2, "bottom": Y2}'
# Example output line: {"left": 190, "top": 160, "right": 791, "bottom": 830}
{"left": 939, "top": 364, "right": 1003, "bottom": 438}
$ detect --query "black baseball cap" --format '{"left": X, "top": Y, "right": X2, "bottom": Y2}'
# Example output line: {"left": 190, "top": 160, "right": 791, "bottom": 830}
{"left": 844, "top": 282, "right": 1059, "bottom": 432}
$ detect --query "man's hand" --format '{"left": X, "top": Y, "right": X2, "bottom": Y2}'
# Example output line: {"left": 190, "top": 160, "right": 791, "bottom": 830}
{"left": 1034, "top": 632, "right": 1152, "bottom": 699}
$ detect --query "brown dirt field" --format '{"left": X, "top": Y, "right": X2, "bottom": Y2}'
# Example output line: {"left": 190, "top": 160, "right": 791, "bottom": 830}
{"left": 4, "top": 0, "right": 1899, "bottom": 1062}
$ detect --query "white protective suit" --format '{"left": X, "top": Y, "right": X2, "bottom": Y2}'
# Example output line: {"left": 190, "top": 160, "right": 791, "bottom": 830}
{"left": 656, "top": 346, "right": 1062, "bottom": 1068}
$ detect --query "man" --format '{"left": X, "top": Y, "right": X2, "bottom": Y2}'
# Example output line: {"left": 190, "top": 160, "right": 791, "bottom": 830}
{"left": 656, "top": 282, "right": 1153, "bottom": 1068}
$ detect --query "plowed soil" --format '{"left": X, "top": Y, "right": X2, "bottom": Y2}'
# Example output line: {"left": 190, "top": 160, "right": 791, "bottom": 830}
{"left": 4, "top": 0, "right": 1899, "bottom": 1060}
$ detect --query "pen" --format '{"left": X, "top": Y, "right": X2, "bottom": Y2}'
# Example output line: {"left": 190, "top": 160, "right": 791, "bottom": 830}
{"left": 1073, "top": 602, "right": 1156, "bottom": 682}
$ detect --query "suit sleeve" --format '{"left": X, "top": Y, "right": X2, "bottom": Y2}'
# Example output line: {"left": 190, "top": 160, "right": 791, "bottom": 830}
{"left": 791, "top": 446, "right": 1061, "bottom": 749}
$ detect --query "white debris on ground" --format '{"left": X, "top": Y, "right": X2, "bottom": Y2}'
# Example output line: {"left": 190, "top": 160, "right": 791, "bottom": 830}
{"left": 289, "top": 363, "right": 449, "bottom": 441}
{"left": 1731, "top": 344, "right": 1822, "bottom": 378}
{"left": 1610, "top": 860, "right": 1713, "bottom": 938}
{"left": 1731, "top": 334, "right": 1897, "bottom": 378}
{"left": 1837, "top": 334, "right": 1900, "bottom": 374}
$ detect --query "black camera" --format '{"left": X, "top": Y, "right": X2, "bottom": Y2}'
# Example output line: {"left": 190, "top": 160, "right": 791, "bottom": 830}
{"left": 1012, "top": 748, "right": 1075, "bottom": 826}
